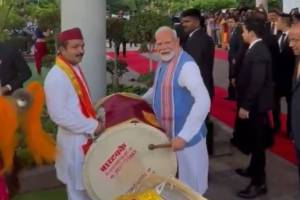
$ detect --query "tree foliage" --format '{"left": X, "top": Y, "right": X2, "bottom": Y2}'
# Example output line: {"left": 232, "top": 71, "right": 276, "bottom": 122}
{"left": 107, "top": 0, "right": 282, "bottom": 15}
{"left": 0, "top": 0, "right": 59, "bottom": 42}
{"left": 191, "top": 0, "right": 236, "bottom": 12}
{"left": 124, "top": 11, "right": 171, "bottom": 44}
{"left": 0, "top": 1, "right": 15, "bottom": 41}
{"left": 24, "top": 1, "right": 60, "bottom": 31}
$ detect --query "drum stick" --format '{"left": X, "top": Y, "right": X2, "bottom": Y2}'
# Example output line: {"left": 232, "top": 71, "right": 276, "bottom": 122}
{"left": 148, "top": 143, "right": 172, "bottom": 150}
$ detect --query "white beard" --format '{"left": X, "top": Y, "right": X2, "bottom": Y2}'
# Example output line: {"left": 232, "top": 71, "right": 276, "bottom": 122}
{"left": 160, "top": 51, "right": 175, "bottom": 62}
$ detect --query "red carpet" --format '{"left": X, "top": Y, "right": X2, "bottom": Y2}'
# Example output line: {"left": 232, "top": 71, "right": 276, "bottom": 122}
{"left": 106, "top": 51, "right": 157, "bottom": 74}
{"left": 212, "top": 87, "right": 297, "bottom": 165}
{"left": 106, "top": 49, "right": 297, "bottom": 165}
{"left": 214, "top": 48, "right": 228, "bottom": 60}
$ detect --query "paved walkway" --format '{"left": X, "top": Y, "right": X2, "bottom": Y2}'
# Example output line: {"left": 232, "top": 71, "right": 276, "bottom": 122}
{"left": 107, "top": 43, "right": 300, "bottom": 199}
{"left": 14, "top": 43, "right": 299, "bottom": 199}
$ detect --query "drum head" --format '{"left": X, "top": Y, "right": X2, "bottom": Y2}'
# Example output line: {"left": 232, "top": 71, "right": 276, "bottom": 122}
{"left": 83, "top": 121, "right": 177, "bottom": 200}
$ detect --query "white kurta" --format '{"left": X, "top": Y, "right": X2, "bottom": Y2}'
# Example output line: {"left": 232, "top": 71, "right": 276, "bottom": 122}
{"left": 143, "top": 61, "right": 210, "bottom": 194}
{"left": 44, "top": 64, "right": 98, "bottom": 191}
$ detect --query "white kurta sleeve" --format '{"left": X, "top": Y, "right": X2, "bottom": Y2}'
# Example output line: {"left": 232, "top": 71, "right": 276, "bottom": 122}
{"left": 177, "top": 61, "right": 211, "bottom": 142}
{"left": 44, "top": 68, "right": 98, "bottom": 135}
{"left": 142, "top": 87, "right": 154, "bottom": 105}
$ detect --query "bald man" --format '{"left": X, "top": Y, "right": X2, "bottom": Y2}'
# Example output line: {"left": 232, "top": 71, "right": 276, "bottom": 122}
{"left": 143, "top": 26, "right": 210, "bottom": 194}
{"left": 289, "top": 23, "right": 300, "bottom": 184}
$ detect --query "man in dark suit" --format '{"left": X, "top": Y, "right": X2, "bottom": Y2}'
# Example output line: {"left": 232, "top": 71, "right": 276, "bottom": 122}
{"left": 180, "top": 8, "right": 215, "bottom": 155}
{"left": 115, "top": 10, "right": 127, "bottom": 57}
{"left": 254, "top": 10, "right": 281, "bottom": 132}
{"left": 273, "top": 13, "right": 295, "bottom": 134}
{"left": 288, "top": 22, "right": 300, "bottom": 185}
{"left": 234, "top": 17, "right": 273, "bottom": 198}
{"left": 266, "top": 9, "right": 280, "bottom": 36}
{"left": 226, "top": 15, "right": 243, "bottom": 100}
{"left": 0, "top": 42, "right": 31, "bottom": 95}
{"left": 0, "top": 42, "right": 31, "bottom": 197}
{"left": 180, "top": 8, "right": 215, "bottom": 99}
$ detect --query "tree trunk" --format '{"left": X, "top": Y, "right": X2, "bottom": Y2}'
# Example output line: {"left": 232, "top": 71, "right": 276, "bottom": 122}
{"left": 112, "top": 43, "right": 119, "bottom": 92}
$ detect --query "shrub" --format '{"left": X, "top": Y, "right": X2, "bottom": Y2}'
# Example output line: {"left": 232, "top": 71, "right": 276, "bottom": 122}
{"left": 106, "top": 84, "right": 148, "bottom": 96}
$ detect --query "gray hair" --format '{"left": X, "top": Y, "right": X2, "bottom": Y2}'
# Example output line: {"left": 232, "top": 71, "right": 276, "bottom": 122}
{"left": 155, "top": 26, "right": 178, "bottom": 39}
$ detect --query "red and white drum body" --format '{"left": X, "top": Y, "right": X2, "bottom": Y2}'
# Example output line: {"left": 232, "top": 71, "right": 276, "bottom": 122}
{"left": 83, "top": 93, "right": 177, "bottom": 200}
{"left": 83, "top": 122, "right": 177, "bottom": 200}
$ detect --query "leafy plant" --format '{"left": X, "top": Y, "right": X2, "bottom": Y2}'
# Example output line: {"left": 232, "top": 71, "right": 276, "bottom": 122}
{"left": 137, "top": 72, "right": 154, "bottom": 87}
{"left": 106, "top": 84, "right": 148, "bottom": 95}
{"left": 107, "top": 58, "right": 129, "bottom": 92}
{"left": 41, "top": 37, "right": 56, "bottom": 68}
{"left": 107, "top": 58, "right": 128, "bottom": 77}
{"left": 0, "top": 1, "right": 14, "bottom": 41}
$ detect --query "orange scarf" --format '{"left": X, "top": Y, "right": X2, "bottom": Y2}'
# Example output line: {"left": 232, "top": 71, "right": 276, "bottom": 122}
{"left": 55, "top": 55, "right": 96, "bottom": 118}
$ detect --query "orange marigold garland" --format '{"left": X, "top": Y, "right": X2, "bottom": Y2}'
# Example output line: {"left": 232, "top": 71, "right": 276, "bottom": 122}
{"left": 19, "top": 82, "right": 56, "bottom": 165}
{"left": 0, "top": 97, "right": 18, "bottom": 174}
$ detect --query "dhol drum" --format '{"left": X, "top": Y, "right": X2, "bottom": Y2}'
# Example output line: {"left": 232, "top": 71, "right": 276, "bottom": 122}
{"left": 93, "top": 92, "right": 161, "bottom": 130}
{"left": 83, "top": 93, "right": 177, "bottom": 200}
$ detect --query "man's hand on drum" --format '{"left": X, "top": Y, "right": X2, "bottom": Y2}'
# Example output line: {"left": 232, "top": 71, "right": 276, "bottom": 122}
{"left": 171, "top": 137, "right": 186, "bottom": 151}
{"left": 93, "top": 121, "right": 104, "bottom": 137}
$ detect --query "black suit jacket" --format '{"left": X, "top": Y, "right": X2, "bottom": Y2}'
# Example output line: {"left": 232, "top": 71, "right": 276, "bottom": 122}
{"left": 228, "top": 26, "right": 243, "bottom": 59}
{"left": 236, "top": 41, "right": 273, "bottom": 113}
{"left": 291, "top": 64, "right": 300, "bottom": 147}
{"left": 262, "top": 31, "right": 280, "bottom": 83}
{"left": 0, "top": 42, "right": 31, "bottom": 92}
{"left": 228, "top": 26, "right": 243, "bottom": 79}
{"left": 275, "top": 34, "right": 296, "bottom": 96}
{"left": 182, "top": 29, "right": 215, "bottom": 98}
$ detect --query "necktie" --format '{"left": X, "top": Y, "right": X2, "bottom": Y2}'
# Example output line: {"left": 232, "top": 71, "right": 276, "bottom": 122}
{"left": 297, "top": 62, "right": 300, "bottom": 79}
{"left": 279, "top": 33, "right": 286, "bottom": 52}
{"left": 271, "top": 23, "right": 275, "bottom": 34}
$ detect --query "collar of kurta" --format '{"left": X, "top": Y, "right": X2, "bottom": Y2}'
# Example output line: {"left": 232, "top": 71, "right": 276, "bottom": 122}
{"left": 55, "top": 55, "right": 96, "bottom": 118}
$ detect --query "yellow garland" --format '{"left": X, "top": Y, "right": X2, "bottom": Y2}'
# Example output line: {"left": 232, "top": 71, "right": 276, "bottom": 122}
{"left": 55, "top": 56, "right": 82, "bottom": 96}
{"left": 115, "top": 189, "right": 162, "bottom": 200}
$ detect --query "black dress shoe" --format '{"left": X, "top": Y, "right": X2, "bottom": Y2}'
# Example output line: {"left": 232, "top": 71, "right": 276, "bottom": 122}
{"left": 237, "top": 183, "right": 267, "bottom": 199}
{"left": 235, "top": 168, "right": 251, "bottom": 178}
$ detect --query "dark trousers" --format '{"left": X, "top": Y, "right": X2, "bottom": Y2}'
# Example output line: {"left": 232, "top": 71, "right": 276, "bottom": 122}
{"left": 296, "top": 147, "right": 300, "bottom": 184}
{"left": 272, "top": 90, "right": 291, "bottom": 134}
{"left": 248, "top": 148, "right": 266, "bottom": 185}
{"left": 247, "top": 113, "right": 270, "bottom": 185}
{"left": 227, "top": 58, "right": 236, "bottom": 99}
{"left": 115, "top": 41, "right": 126, "bottom": 57}
{"left": 233, "top": 111, "right": 272, "bottom": 185}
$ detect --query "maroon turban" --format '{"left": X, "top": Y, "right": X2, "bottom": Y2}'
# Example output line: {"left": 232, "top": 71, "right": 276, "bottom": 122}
{"left": 57, "top": 27, "right": 83, "bottom": 42}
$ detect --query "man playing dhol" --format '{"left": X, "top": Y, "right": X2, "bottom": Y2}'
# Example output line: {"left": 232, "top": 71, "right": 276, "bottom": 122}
{"left": 143, "top": 26, "right": 210, "bottom": 194}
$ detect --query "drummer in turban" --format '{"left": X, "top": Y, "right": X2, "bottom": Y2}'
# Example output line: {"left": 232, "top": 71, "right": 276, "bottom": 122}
{"left": 44, "top": 27, "right": 103, "bottom": 200}
{"left": 143, "top": 26, "right": 211, "bottom": 194}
